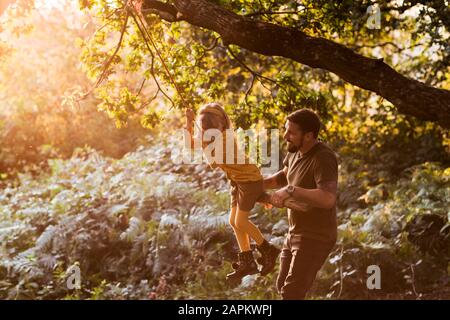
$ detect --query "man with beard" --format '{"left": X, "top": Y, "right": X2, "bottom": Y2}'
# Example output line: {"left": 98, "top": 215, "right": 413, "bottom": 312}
{"left": 263, "top": 108, "right": 339, "bottom": 300}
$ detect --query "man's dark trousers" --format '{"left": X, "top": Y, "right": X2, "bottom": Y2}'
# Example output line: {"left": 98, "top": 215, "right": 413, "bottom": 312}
{"left": 276, "top": 233, "right": 335, "bottom": 300}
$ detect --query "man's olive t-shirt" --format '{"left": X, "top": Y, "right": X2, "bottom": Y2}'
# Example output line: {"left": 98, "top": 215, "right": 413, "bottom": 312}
{"left": 283, "top": 141, "right": 338, "bottom": 243}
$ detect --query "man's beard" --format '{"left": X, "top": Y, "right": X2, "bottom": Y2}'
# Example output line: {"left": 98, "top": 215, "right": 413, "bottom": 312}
{"left": 287, "top": 140, "right": 301, "bottom": 152}
{"left": 287, "top": 133, "right": 306, "bottom": 152}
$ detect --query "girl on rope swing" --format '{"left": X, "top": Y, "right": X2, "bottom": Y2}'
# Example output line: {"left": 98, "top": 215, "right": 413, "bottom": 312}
{"left": 184, "top": 103, "right": 280, "bottom": 281}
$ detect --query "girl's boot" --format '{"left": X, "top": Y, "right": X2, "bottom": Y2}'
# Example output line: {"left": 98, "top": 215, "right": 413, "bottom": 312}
{"left": 226, "top": 251, "right": 259, "bottom": 280}
{"left": 257, "top": 240, "right": 280, "bottom": 276}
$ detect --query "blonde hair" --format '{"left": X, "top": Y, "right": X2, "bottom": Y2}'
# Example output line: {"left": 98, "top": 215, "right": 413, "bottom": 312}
{"left": 198, "top": 102, "right": 232, "bottom": 130}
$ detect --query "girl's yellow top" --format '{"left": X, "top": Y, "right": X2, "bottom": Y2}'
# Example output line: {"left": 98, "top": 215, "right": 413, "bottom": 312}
{"left": 194, "top": 130, "right": 262, "bottom": 183}
{"left": 186, "top": 105, "right": 261, "bottom": 182}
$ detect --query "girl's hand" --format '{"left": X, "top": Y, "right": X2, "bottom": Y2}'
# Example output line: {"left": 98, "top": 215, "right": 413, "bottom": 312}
{"left": 185, "top": 108, "right": 195, "bottom": 124}
{"left": 263, "top": 202, "right": 273, "bottom": 209}
{"left": 257, "top": 192, "right": 273, "bottom": 209}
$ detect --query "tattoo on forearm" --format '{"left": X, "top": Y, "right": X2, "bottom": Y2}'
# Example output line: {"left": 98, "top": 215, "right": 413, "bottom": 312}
{"left": 318, "top": 181, "right": 337, "bottom": 194}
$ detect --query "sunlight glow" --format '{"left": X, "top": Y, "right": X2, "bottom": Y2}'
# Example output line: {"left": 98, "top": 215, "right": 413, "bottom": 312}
{"left": 35, "top": 0, "right": 67, "bottom": 9}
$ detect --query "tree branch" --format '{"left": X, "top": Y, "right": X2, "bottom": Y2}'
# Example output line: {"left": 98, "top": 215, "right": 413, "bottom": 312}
{"left": 141, "top": 0, "right": 450, "bottom": 128}
{"left": 226, "top": 45, "right": 296, "bottom": 105}
{"left": 244, "top": 10, "right": 306, "bottom": 18}
{"left": 141, "top": 0, "right": 180, "bottom": 22}
{"left": 94, "top": 10, "right": 129, "bottom": 88}
{"left": 129, "top": 9, "right": 176, "bottom": 108}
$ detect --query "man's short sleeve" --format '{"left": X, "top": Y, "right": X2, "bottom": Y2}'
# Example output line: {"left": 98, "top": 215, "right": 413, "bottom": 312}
{"left": 313, "top": 151, "right": 338, "bottom": 185}
{"left": 282, "top": 152, "right": 291, "bottom": 168}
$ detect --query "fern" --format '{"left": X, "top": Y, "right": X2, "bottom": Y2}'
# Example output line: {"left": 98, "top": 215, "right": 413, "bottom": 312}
{"left": 120, "top": 217, "right": 144, "bottom": 242}
{"left": 35, "top": 225, "right": 57, "bottom": 252}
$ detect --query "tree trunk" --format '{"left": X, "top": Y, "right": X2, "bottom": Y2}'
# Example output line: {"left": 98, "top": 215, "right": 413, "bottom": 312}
{"left": 143, "top": 0, "right": 450, "bottom": 129}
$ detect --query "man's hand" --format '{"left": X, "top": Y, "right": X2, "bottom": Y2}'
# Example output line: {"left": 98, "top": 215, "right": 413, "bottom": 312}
{"left": 270, "top": 187, "right": 290, "bottom": 208}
